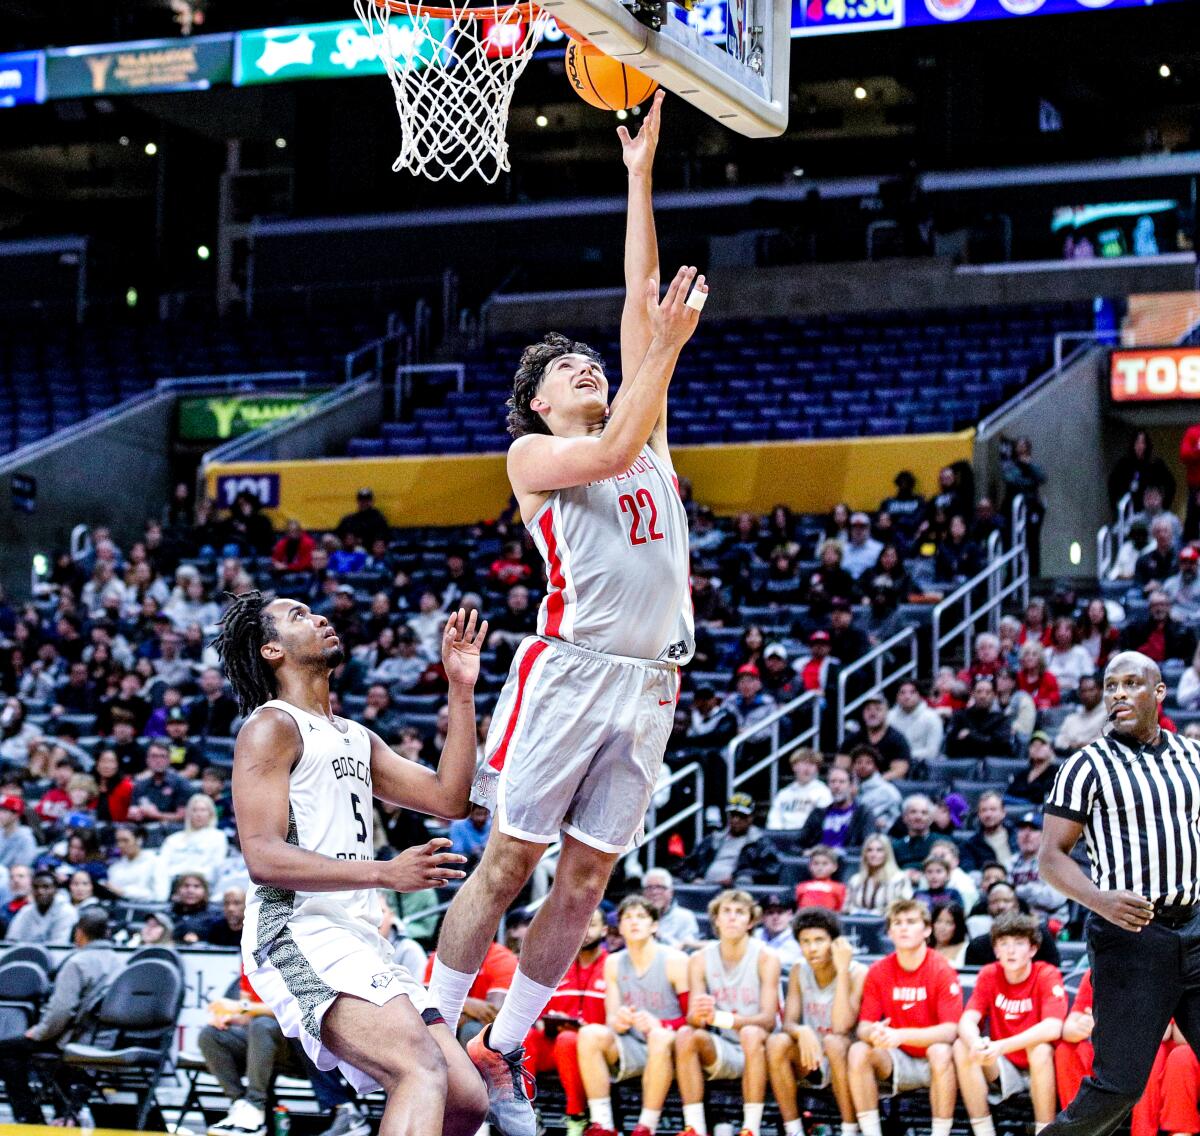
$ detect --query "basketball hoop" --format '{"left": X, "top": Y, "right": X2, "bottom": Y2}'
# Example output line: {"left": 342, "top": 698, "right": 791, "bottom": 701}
{"left": 354, "top": 0, "right": 552, "bottom": 183}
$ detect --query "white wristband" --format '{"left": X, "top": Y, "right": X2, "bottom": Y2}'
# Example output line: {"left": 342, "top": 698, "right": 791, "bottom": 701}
{"left": 685, "top": 286, "right": 708, "bottom": 312}
{"left": 713, "top": 1010, "right": 735, "bottom": 1030}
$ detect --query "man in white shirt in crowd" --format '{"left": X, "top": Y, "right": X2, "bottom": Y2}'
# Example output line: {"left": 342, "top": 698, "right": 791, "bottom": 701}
{"left": 767, "top": 749, "right": 832, "bottom": 831}
{"left": 887, "top": 680, "right": 944, "bottom": 768}
{"left": 640, "top": 869, "right": 703, "bottom": 952}
{"left": 1053, "top": 674, "right": 1107, "bottom": 753}
{"left": 7, "top": 872, "right": 77, "bottom": 945}
{"left": 850, "top": 746, "right": 902, "bottom": 833}
{"left": 754, "top": 893, "right": 801, "bottom": 969}
{"left": 842, "top": 513, "right": 884, "bottom": 580}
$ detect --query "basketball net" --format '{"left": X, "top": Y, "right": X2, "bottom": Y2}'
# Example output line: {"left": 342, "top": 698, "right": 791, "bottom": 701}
{"left": 354, "top": 0, "right": 547, "bottom": 183}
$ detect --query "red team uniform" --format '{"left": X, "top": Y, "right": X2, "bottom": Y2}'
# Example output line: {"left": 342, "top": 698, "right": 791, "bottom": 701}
{"left": 860, "top": 950, "right": 963, "bottom": 1058}
{"left": 470, "top": 445, "right": 694, "bottom": 853}
{"left": 523, "top": 950, "right": 608, "bottom": 1116}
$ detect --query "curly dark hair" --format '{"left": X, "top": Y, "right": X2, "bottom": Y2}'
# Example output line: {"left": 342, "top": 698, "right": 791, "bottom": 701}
{"left": 506, "top": 332, "right": 605, "bottom": 439}
{"left": 213, "top": 590, "right": 279, "bottom": 716}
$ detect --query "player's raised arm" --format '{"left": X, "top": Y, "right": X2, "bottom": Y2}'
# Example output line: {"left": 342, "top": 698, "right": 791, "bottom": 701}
{"left": 369, "top": 608, "right": 488, "bottom": 820}
{"left": 611, "top": 90, "right": 665, "bottom": 440}
{"left": 509, "top": 264, "right": 707, "bottom": 496}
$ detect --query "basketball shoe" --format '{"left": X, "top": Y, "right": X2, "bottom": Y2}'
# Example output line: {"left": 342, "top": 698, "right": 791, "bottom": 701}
{"left": 466, "top": 1025, "right": 538, "bottom": 1136}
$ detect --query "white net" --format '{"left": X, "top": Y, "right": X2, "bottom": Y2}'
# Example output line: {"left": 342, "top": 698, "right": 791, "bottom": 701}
{"left": 355, "top": 0, "right": 546, "bottom": 183}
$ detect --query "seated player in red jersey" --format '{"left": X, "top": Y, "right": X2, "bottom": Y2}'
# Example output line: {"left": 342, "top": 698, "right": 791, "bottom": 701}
{"left": 523, "top": 907, "right": 609, "bottom": 1129}
{"left": 953, "top": 912, "right": 1067, "bottom": 1134}
{"left": 575, "top": 894, "right": 690, "bottom": 1136}
{"left": 849, "top": 899, "right": 963, "bottom": 1136}
{"left": 794, "top": 846, "right": 847, "bottom": 911}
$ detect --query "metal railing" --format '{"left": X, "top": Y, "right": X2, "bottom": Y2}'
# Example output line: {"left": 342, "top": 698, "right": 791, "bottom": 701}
{"left": 724, "top": 689, "right": 823, "bottom": 804}
{"left": 931, "top": 496, "right": 1028, "bottom": 674}
{"left": 834, "top": 626, "right": 920, "bottom": 745}
{"left": 1096, "top": 492, "right": 1134, "bottom": 580}
{"left": 643, "top": 761, "right": 706, "bottom": 871}
{"left": 344, "top": 327, "right": 412, "bottom": 384}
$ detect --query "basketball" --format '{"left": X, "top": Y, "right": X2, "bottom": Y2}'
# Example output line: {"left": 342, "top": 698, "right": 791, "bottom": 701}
{"left": 564, "top": 41, "right": 659, "bottom": 112}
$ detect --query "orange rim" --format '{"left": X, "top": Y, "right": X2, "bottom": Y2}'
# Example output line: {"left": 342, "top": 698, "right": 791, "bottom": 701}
{"left": 369, "top": 0, "right": 587, "bottom": 40}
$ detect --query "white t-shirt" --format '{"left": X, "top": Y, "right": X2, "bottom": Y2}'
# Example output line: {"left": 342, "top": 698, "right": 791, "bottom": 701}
{"left": 766, "top": 779, "right": 833, "bottom": 831}
{"left": 1043, "top": 644, "right": 1095, "bottom": 694}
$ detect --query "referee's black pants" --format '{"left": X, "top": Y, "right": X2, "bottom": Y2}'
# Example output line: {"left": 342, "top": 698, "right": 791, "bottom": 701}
{"left": 1044, "top": 910, "right": 1200, "bottom": 1136}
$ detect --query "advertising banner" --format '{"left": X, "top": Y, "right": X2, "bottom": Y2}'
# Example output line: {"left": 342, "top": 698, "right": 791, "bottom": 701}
{"left": 0, "top": 51, "right": 44, "bottom": 107}
{"left": 233, "top": 18, "right": 445, "bottom": 86}
{"left": 44, "top": 33, "right": 233, "bottom": 98}
{"left": 1110, "top": 348, "right": 1200, "bottom": 403}
{"left": 178, "top": 392, "right": 323, "bottom": 442}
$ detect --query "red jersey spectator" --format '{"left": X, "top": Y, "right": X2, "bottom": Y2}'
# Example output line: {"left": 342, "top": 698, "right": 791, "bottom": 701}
{"left": 1180, "top": 423, "right": 1200, "bottom": 542}
{"left": 35, "top": 756, "right": 75, "bottom": 825}
{"left": 271, "top": 520, "right": 315, "bottom": 572}
{"left": 1018, "top": 599, "right": 1053, "bottom": 647}
{"left": 1016, "top": 642, "right": 1060, "bottom": 709}
{"left": 794, "top": 845, "right": 847, "bottom": 911}
{"left": 488, "top": 541, "right": 533, "bottom": 588}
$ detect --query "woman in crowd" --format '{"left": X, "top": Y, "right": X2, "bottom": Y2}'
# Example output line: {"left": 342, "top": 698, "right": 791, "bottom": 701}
{"left": 929, "top": 901, "right": 969, "bottom": 969}
{"left": 0, "top": 698, "right": 41, "bottom": 766}
{"left": 805, "top": 540, "right": 857, "bottom": 613}
{"left": 1016, "top": 640, "right": 1060, "bottom": 709}
{"left": 154, "top": 793, "right": 228, "bottom": 898}
{"left": 995, "top": 669, "right": 1036, "bottom": 744}
{"left": 1077, "top": 597, "right": 1120, "bottom": 670}
{"left": 168, "top": 872, "right": 218, "bottom": 943}
{"left": 93, "top": 748, "right": 133, "bottom": 824}
{"left": 106, "top": 824, "right": 158, "bottom": 902}
{"left": 869, "top": 544, "right": 915, "bottom": 599}
{"left": 1108, "top": 428, "right": 1175, "bottom": 512}
{"left": 1019, "top": 597, "right": 1052, "bottom": 646}
{"left": 68, "top": 869, "right": 104, "bottom": 914}
{"left": 1043, "top": 616, "right": 1095, "bottom": 697}
{"left": 40, "top": 828, "right": 109, "bottom": 888}
{"left": 736, "top": 624, "right": 767, "bottom": 671}
{"left": 845, "top": 834, "right": 913, "bottom": 916}
{"left": 824, "top": 502, "right": 851, "bottom": 544}
{"left": 933, "top": 514, "right": 983, "bottom": 584}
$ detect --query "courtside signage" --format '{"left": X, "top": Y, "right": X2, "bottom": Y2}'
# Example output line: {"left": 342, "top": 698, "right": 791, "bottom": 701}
{"left": 178, "top": 392, "right": 324, "bottom": 441}
{"left": 233, "top": 19, "right": 446, "bottom": 86}
{"left": 1110, "top": 349, "right": 1200, "bottom": 403}
{"left": 44, "top": 33, "right": 233, "bottom": 98}
{"left": 0, "top": 51, "right": 44, "bottom": 107}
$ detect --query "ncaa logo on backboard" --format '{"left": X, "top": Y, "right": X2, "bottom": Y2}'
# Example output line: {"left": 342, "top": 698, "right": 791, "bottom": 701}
{"left": 998, "top": 0, "right": 1044, "bottom": 11}
{"left": 924, "top": 0, "right": 975, "bottom": 19}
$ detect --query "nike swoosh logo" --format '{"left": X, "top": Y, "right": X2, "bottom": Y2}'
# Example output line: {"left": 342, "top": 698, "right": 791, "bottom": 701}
{"left": 659, "top": 698, "right": 674, "bottom": 706}
{"left": 901, "top": 1003, "right": 916, "bottom": 1010}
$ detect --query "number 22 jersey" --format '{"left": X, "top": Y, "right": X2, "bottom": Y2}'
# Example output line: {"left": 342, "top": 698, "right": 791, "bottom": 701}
{"left": 526, "top": 445, "right": 694, "bottom": 664}
{"left": 244, "top": 699, "right": 378, "bottom": 953}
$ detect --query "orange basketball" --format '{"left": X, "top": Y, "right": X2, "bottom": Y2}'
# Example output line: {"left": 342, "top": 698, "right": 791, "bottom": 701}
{"left": 564, "top": 41, "right": 658, "bottom": 112}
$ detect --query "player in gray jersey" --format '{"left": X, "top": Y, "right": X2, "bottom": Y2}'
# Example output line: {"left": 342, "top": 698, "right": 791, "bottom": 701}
{"left": 676, "top": 889, "right": 782, "bottom": 1136}
{"left": 768, "top": 909, "right": 869, "bottom": 1136}
{"left": 425, "top": 94, "right": 710, "bottom": 1136}
{"left": 221, "top": 593, "right": 489, "bottom": 1136}
{"left": 575, "top": 894, "right": 690, "bottom": 1136}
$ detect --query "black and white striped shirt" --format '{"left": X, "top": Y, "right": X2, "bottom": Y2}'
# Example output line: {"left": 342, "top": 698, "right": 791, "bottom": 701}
{"left": 1045, "top": 730, "right": 1200, "bottom": 905}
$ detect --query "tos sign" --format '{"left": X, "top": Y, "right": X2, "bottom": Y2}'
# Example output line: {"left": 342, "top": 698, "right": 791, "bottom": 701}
{"left": 1111, "top": 348, "right": 1200, "bottom": 402}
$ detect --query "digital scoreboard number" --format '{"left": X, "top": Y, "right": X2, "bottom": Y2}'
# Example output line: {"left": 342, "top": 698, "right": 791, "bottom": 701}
{"left": 791, "top": 0, "right": 903, "bottom": 36}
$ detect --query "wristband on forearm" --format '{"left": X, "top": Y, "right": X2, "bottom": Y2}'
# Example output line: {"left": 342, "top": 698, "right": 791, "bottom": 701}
{"left": 712, "top": 1010, "right": 735, "bottom": 1030}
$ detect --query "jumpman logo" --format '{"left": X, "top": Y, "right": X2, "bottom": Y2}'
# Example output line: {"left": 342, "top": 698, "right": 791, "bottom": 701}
{"left": 307, "top": 722, "right": 319, "bottom": 733}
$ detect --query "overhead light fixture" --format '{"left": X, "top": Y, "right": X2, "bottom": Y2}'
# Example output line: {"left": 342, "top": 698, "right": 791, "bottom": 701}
{"left": 196, "top": 245, "right": 211, "bottom": 261}
{"left": 144, "top": 141, "right": 158, "bottom": 156}
{"left": 853, "top": 85, "right": 868, "bottom": 100}
{"left": 118, "top": 135, "right": 130, "bottom": 147}
{"left": 535, "top": 113, "right": 548, "bottom": 128}
{"left": 275, "top": 137, "right": 288, "bottom": 149}
{"left": 616, "top": 109, "right": 628, "bottom": 120}
{"left": 1159, "top": 63, "right": 1171, "bottom": 78}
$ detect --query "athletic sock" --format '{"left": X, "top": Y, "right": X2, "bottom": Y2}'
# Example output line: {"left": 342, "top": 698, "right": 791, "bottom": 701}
{"left": 742, "top": 1102, "right": 765, "bottom": 1136}
{"left": 427, "top": 958, "right": 477, "bottom": 1035}
{"left": 488, "top": 968, "right": 559, "bottom": 1053}
{"left": 857, "top": 1110, "right": 882, "bottom": 1136}
{"left": 682, "top": 1102, "right": 707, "bottom": 1134}
{"left": 932, "top": 1119, "right": 953, "bottom": 1136}
{"left": 1035, "top": 1125, "right": 1049, "bottom": 1134}
{"left": 637, "top": 1108, "right": 662, "bottom": 1133}
{"left": 970, "top": 1117, "right": 996, "bottom": 1136}
{"left": 784, "top": 1119, "right": 805, "bottom": 1136}
{"left": 841, "top": 1124, "right": 859, "bottom": 1136}
{"left": 588, "top": 1098, "right": 614, "bottom": 1129}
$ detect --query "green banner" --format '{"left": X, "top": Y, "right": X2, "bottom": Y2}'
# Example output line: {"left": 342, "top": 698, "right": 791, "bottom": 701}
{"left": 44, "top": 33, "right": 233, "bottom": 98}
{"left": 178, "top": 392, "right": 324, "bottom": 442}
{"left": 233, "top": 19, "right": 445, "bottom": 87}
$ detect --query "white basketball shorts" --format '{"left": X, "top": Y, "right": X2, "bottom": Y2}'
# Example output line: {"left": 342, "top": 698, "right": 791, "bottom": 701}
{"left": 471, "top": 635, "right": 678, "bottom": 853}
{"left": 243, "top": 898, "right": 429, "bottom": 1094}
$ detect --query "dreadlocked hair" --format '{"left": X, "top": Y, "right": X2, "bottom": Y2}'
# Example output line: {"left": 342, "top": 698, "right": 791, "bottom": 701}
{"left": 213, "top": 590, "right": 279, "bottom": 717}
{"left": 506, "top": 332, "right": 605, "bottom": 438}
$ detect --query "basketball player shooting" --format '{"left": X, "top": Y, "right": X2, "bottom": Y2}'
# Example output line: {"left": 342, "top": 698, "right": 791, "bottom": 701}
{"left": 220, "top": 595, "right": 491, "bottom": 1136}
{"left": 426, "top": 90, "right": 708, "bottom": 1136}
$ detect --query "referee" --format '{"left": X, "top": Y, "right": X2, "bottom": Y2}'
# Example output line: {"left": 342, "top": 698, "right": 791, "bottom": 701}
{"left": 1039, "top": 649, "right": 1200, "bottom": 1136}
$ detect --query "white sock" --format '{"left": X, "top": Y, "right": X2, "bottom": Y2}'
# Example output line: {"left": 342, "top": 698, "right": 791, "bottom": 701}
{"left": 682, "top": 1102, "right": 707, "bottom": 1134}
{"left": 637, "top": 1108, "right": 662, "bottom": 1133}
{"left": 970, "top": 1117, "right": 996, "bottom": 1136}
{"left": 784, "top": 1119, "right": 805, "bottom": 1136}
{"left": 1035, "top": 1126, "right": 1049, "bottom": 1134}
{"left": 588, "top": 1098, "right": 614, "bottom": 1129}
{"left": 487, "top": 968, "right": 559, "bottom": 1053}
{"left": 932, "top": 1119, "right": 953, "bottom": 1136}
{"left": 742, "top": 1102, "right": 765, "bottom": 1136}
{"left": 842, "top": 1124, "right": 859, "bottom": 1136}
{"left": 427, "top": 957, "right": 477, "bottom": 1035}
{"left": 858, "top": 1110, "right": 882, "bottom": 1136}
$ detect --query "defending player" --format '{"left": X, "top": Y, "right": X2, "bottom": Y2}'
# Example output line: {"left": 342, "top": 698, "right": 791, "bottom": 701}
{"left": 953, "top": 912, "right": 1067, "bottom": 1135}
{"left": 222, "top": 594, "right": 489, "bottom": 1136}
{"left": 575, "top": 894, "right": 690, "bottom": 1136}
{"left": 425, "top": 91, "right": 708, "bottom": 1136}
{"left": 767, "top": 909, "right": 868, "bottom": 1136}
